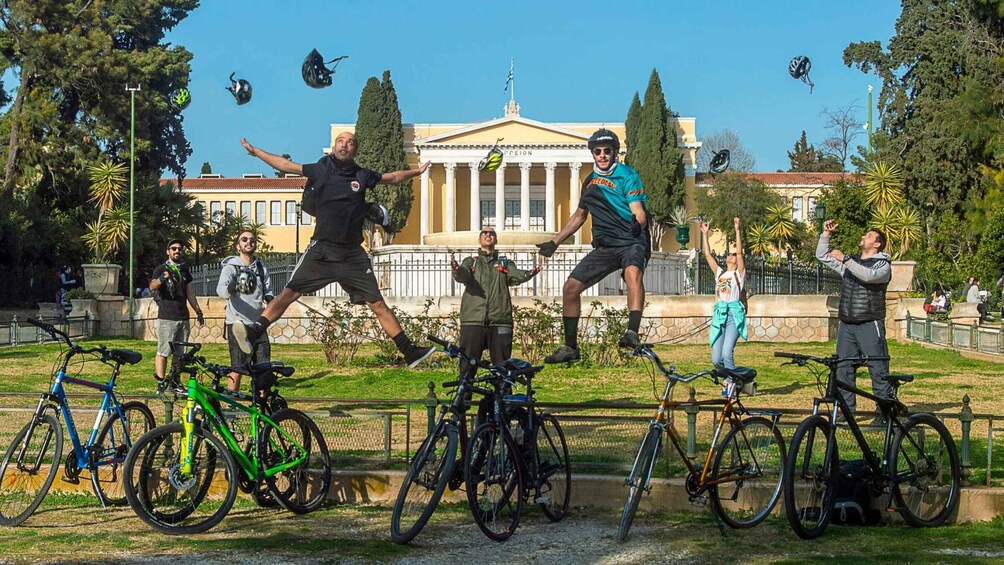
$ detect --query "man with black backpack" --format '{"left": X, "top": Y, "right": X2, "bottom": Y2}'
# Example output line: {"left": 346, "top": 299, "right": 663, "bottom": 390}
{"left": 217, "top": 230, "right": 273, "bottom": 392}
{"left": 236, "top": 133, "right": 436, "bottom": 368}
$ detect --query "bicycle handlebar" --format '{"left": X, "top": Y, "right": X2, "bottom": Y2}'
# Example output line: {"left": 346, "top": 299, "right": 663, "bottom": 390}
{"left": 26, "top": 317, "right": 72, "bottom": 347}
{"left": 774, "top": 351, "right": 890, "bottom": 368}
{"left": 628, "top": 345, "right": 717, "bottom": 384}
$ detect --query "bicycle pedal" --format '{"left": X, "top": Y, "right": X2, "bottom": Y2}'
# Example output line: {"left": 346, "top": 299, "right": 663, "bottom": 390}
{"left": 61, "top": 474, "right": 80, "bottom": 485}
{"left": 688, "top": 495, "right": 708, "bottom": 507}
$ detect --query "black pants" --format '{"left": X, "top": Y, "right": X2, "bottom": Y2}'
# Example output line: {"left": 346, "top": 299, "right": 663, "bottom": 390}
{"left": 458, "top": 325, "right": 513, "bottom": 377}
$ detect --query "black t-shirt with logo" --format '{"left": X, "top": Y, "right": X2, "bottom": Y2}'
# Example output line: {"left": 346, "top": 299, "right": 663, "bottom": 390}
{"left": 302, "top": 156, "right": 383, "bottom": 245}
{"left": 151, "top": 262, "right": 193, "bottom": 321}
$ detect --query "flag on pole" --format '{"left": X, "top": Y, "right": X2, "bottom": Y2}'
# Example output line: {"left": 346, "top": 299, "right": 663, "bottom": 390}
{"left": 503, "top": 59, "right": 514, "bottom": 94}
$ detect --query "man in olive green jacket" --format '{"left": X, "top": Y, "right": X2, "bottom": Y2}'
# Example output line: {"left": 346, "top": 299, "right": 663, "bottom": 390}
{"left": 451, "top": 227, "right": 541, "bottom": 376}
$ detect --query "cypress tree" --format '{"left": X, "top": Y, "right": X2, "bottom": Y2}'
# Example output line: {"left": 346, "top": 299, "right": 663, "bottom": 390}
{"left": 632, "top": 69, "right": 683, "bottom": 250}
{"left": 624, "top": 92, "right": 642, "bottom": 166}
{"left": 355, "top": 71, "right": 412, "bottom": 244}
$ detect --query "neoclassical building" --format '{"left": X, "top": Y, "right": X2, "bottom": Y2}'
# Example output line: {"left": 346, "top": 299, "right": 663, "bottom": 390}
{"left": 173, "top": 100, "right": 702, "bottom": 252}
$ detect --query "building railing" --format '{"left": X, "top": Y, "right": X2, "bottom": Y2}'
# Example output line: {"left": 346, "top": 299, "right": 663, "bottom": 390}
{"left": 0, "top": 314, "right": 93, "bottom": 348}
{"left": 696, "top": 254, "right": 842, "bottom": 296}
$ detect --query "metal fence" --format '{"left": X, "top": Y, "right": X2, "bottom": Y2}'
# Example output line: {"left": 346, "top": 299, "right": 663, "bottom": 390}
{"left": 0, "top": 387, "right": 992, "bottom": 486}
{"left": 191, "top": 248, "right": 690, "bottom": 298}
{"left": 696, "top": 254, "right": 842, "bottom": 296}
{"left": 0, "top": 315, "right": 92, "bottom": 348}
{"left": 905, "top": 313, "right": 1004, "bottom": 356}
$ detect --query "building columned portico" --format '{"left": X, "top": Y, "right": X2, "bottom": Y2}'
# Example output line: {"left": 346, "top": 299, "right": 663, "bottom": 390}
{"left": 330, "top": 100, "right": 700, "bottom": 249}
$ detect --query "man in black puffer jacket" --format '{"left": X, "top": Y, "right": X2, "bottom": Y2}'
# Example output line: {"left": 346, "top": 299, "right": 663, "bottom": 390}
{"left": 451, "top": 227, "right": 541, "bottom": 377}
{"left": 816, "top": 220, "right": 892, "bottom": 422}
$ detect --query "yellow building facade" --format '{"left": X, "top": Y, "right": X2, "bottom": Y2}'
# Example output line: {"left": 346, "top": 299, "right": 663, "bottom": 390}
{"left": 174, "top": 102, "right": 702, "bottom": 252}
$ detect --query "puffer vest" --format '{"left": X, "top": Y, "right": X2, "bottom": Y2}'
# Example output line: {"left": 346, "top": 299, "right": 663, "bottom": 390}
{"left": 838, "top": 255, "right": 889, "bottom": 323}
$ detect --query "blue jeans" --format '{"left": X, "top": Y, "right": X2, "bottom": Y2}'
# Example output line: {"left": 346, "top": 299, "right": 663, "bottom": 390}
{"left": 711, "top": 311, "right": 740, "bottom": 369}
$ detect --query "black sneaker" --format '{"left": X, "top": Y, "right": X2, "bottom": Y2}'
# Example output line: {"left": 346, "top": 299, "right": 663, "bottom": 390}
{"left": 618, "top": 330, "right": 641, "bottom": 349}
{"left": 404, "top": 344, "right": 435, "bottom": 368}
{"left": 231, "top": 322, "right": 259, "bottom": 355}
{"left": 544, "top": 345, "right": 580, "bottom": 364}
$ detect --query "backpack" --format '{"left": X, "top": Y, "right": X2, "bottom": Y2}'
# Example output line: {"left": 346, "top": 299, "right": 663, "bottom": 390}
{"left": 832, "top": 459, "right": 881, "bottom": 526}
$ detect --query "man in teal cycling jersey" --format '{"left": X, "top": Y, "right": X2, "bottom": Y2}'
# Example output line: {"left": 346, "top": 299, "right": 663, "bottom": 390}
{"left": 536, "top": 129, "right": 650, "bottom": 363}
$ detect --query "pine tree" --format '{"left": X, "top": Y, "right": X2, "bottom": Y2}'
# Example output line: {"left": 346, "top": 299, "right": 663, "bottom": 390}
{"left": 354, "top": 71, "right": 412, "bottom": 243}
{"left": 788, "top": 131, "right": 819, "bottom": 172}
{"left": 200, "top": 162, "right": 213, "bottom": 175}
{"left": 624, "top": 92, "right": 641, "bottom": 166}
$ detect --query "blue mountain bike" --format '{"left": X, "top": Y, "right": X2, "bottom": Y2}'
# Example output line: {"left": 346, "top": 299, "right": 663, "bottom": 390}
{"left": 0, "top": 319, "right": 155, "bottom": 526}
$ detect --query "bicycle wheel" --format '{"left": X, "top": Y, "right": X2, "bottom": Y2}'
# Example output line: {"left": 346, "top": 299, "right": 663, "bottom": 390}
{"left": 465, "top": 423, "right": 524, "bottom": 541}
{"left": 0, "top": 414, "right": 63, "bottom": 526}
{"left": 783, "top": 415, "right": 837, "bottom": 540}
{"left": 534, "top": 413, "right": 571, "bottom": 522}
{"left": 91, "top": 401, "right": 156, "bottom": 506}
{"left": 390, "top": 422, "right": 458, "bottom": 544}
{"left": 260, "top": 408, "right": 331, "bottom": 514}
{"left": 710, "top": 415, "right": 786, "bottom": 528}
{"left": 617, "top": 426, "right": 660, "bottom": 543}
{"left": 123, "top": 423, "right": 238, "bottom": 535}
{"left": 889, "top": 413, "right": 960, "bottom": 527}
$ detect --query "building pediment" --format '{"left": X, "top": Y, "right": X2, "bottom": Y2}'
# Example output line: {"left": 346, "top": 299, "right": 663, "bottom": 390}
{"left": 415, "top": 116, "right": 591, "bottom": 148}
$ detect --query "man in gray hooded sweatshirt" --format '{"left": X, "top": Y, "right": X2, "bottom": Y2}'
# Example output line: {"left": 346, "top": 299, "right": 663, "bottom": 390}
{"left": 816, "top": 220, "right": 892, "bottom": 423}
{"left": 217, "top": 231, "right": 273, "bottom": 392}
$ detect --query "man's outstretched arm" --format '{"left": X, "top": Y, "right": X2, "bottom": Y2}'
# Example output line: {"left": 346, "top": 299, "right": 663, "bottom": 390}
{"left": 380, "top": 161, "right": 431, "bottom": 185}
{"left": 241, "top": 138, "right": 303, "bottom": 175}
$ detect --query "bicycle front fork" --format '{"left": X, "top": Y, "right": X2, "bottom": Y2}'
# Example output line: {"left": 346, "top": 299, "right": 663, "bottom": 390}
{"left": 180, "top": 396, "right": 198, "bottom": 476}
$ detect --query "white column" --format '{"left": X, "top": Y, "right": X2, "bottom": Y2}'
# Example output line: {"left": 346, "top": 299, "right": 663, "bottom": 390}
{"left": 469, "top": 162, "right": 481, "bottom": 230}
{"left": 420, "top": 166, "right": 431, "bottom": 241}
{"left": 544, "top": 162, "right": 557, "bottom": 232}
{"left": 444, "top": 162, "right": 457, "bottom": 232}
{"left": 519, "top": 162, "right": 531, "bottom": 231}
{"left": 569, "top": 162, "right": 582, "bottom": 244}
{"left": 495, "top": 164, "right": 506, "bottom": 231}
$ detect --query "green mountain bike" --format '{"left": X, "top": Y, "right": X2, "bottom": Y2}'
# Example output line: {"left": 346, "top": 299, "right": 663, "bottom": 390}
{"left": 123, "top": 342, "right": 331, "bottom": 534}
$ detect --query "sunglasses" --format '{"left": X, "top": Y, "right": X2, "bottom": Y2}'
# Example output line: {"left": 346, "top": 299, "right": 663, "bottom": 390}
{"left": 168, "top": 246, "right": 183, "bottom": 251}
{"left": 592, "top": 147, "right": 613, "bottom": 156}
{"left": 240, "top": 237, "right": 257, "bottom": 243}
{"left": 480, "top": 230, "right": 496, "bottom": 237}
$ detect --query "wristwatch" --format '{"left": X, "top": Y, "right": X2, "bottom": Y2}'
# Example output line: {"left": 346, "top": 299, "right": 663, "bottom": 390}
{"left": 841, "top": 256, "right": 851, "bottom": 263}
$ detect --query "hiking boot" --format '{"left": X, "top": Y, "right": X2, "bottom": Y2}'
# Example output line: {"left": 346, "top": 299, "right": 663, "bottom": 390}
{"left": 544, "top": 345, "right": 580, "bottom": 364}
{"left": 618, "top": 330, "right": 641, "bottom": 349}
{"left": 231, "top": 322, "right": 261, "bottom": 355}
{"left": 404, "top": 344, "right": 435, "bottom": 368}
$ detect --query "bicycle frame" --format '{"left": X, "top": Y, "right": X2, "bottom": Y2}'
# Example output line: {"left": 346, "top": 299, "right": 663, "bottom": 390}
{"left": 178, "top": 375, "right": 306, "bottom": 482}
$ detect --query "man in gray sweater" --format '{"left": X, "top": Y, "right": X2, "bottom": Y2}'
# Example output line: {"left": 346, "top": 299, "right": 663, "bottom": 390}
{"left": 217, "top": 231, "right": 273, "bottom": 392}
{"left": 816, "top": 220, "right": 892, "bottom": 424}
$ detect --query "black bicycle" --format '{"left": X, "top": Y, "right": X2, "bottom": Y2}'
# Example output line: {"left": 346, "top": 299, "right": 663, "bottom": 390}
{"left": 776, "top": 351, "right": 960, "bottom": 539}
{"left": 464, "top": 355, "right": 571, "bottom": 541}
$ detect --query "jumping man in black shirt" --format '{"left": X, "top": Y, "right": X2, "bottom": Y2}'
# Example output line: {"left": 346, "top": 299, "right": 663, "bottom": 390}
{"left": 235, "top": 132, "right": 435, "bottom": 367}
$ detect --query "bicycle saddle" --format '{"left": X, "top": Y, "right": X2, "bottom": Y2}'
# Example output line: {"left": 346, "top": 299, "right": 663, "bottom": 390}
{"left": 501, "top": 358, "right": 544, "bottom": 378}
{"left": 249, "top": 361, "right": 295, "bottom": 377}
{"left": 713, "top": 366, "right": 757, "bottom": 383}
{"left": 882, "top": 373, "right": 914, "bottom": 384}
{"left": 108, "top": 349, "right": 142, "bottom": 365}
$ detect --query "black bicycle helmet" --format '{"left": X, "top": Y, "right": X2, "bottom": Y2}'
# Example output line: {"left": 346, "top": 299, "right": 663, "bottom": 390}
{"left": 301, "top": 48, "right": 348, "bottom": 89}
{"left": 226, "top": 72, "right": 253, "bottom": 105}
{"left": 709, "top": 149, "right": 731, "bottom": 174}
{"left": 788, "top": 56, "right": 814, "bottom": 93}
{"left": 588, "top": 128, "right": 620, "bottom": 154}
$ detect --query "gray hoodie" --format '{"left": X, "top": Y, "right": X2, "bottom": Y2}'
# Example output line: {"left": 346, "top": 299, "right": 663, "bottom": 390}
{"left": 216, "top": 255, "right": 273, "bottom": 325}
{"left": 815, "top": 234, "right": 891, "bottom": 283}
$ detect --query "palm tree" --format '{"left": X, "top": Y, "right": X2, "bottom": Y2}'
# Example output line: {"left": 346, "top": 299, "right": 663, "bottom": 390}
{"left": 84, "top": 159, "right": 129, "bottom": 263}
{"left": 892, "top": 206, "right": 922, "bottom": 259}
{"left": 766, "top": 204, "right": 797, "bottom": 254}
{"left": 746, "top": 223, "right": 773, "bottom": 257}
{"left": 864, "top": 161, "right": 905, "bottom": 208}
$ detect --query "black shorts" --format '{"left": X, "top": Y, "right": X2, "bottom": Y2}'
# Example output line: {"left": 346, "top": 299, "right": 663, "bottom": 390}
{"left": 286, "top": 240, "right": 383, "bottom": 304}
{"left": 225, "top": 324, "right": 271, "bottom": 368}
{"left": 568, "top": 244, "right": 648, "bottom": 288}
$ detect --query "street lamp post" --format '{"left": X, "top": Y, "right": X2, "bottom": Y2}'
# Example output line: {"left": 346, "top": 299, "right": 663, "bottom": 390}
{"left": 295, "top": 202, "right": 301, "bottom": 258}
{"left": 125, "top": 83, "right": 141, "bottom": 338}
{"left": 815, "top": 202, "right": 827, "bottom": 293}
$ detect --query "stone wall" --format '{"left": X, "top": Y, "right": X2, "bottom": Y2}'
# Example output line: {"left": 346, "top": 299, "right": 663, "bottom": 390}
{"left": 74, "top": 293, "right": 883, "bottom": 346}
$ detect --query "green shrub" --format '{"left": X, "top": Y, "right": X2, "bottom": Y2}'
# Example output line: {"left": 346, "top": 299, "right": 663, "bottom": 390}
{"left": 66, "top": 288, "right": 95, "bottom": 300}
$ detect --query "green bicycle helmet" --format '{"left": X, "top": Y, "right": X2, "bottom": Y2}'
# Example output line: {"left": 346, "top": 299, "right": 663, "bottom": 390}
{"left": 478, "top": 138, "right": 505, "bottom": 173}
{"left": 171, "top": 88, "right": 191, "bottom": 111}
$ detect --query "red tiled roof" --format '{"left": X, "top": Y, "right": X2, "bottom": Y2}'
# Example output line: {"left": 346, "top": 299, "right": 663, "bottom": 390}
{"left": 695, "top": 172, "right": 860, "bottom": 186}
{"left": 160, "top": 177, "right": 307, "bottom": 189}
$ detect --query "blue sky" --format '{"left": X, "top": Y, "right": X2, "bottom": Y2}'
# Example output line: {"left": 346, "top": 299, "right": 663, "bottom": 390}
{"left": 166, "top": 0, "right": 901, "bottom": 177}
